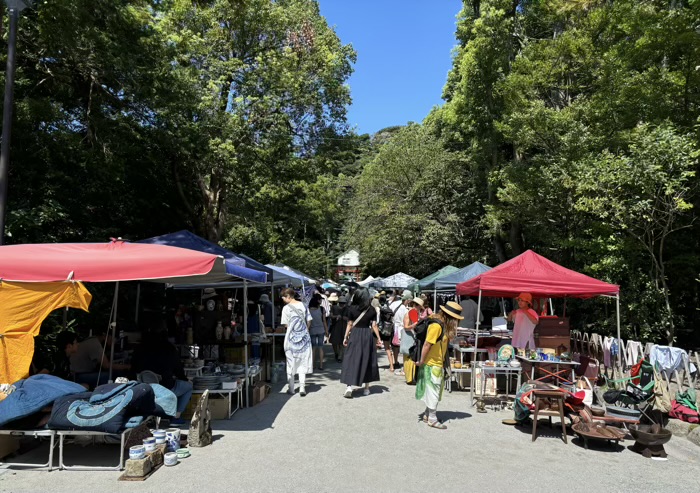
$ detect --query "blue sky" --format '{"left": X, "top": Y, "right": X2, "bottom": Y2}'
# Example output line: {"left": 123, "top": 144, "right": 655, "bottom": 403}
{"left": 318, "top": 1, "right": 462, "bottom": 135}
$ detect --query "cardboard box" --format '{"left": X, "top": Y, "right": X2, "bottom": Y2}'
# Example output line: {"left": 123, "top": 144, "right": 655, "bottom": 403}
{"left": 0, "top": 435, "right": 19, "bottom": 460}
{"left": 183, "top": 394, "right": 230, "bottom": 420}
{"left": 252, "top": 383, "right": 271, "bottom": 406}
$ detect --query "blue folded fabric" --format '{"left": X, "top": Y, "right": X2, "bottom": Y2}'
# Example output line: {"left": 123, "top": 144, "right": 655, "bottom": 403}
{"left": 0, "top": 375, "right": 86, "bottom": 428}
{"left": 149, "top": 384, "right": 177, "bottom": 418}
{"left": 125, "top": 416, "right": 144, "bottom": 428}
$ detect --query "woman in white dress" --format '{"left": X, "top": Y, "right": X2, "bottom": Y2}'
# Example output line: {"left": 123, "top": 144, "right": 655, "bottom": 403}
{"left": 280, "top": 287, "right": 313, "bottom": 396}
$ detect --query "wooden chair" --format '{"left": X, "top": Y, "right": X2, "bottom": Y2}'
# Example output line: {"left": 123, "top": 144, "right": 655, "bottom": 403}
{"left": 531, "top": 389, "right": 567, "bottom": 443}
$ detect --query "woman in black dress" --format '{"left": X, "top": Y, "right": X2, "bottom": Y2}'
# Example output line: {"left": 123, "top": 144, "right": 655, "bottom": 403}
{"left": 328, "top": 293, "right": 347, "bottom": 362}
{"left": 340, "top": 287, "right": 381, "bottom": 398}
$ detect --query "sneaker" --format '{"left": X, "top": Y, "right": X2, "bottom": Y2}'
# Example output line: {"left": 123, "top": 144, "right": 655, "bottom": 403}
{"left": 343, "top": 388, "right": 353, "bottom": 399}
{"left": 363, "top": 387, "right": 370, "bottom": 396}
{"left": 300, "top": 387, "right": 307, "bottom": 397}
{"left": 287, "top": 388, "right": 295, "bottom": 395}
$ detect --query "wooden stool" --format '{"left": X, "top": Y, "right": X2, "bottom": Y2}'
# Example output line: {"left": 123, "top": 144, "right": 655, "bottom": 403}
{"left": 531, "top": 390, "right": 567, "bottom": 443}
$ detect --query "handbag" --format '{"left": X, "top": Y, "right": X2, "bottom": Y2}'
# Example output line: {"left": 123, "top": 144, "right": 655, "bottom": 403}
{"left": 576, "top": 376, "right": 594, "bottom": 407}
{"left": 399, "top": 329, "right": 415, "bottom": 356}
{"left": 392, "top": 329, "right": 400, "bottom": 347}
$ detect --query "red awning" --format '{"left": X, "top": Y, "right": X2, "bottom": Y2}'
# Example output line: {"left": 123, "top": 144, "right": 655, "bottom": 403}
{"left": 0, "top": 239, "right": 227, "bottom": 283}
{"left": 456, "top": 250, "right": 619, "bottom": 299}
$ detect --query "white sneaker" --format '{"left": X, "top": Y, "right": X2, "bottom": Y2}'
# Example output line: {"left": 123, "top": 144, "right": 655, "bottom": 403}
{"left": 300, "top": 387, "right": 307, "bottom": 397}
{"left": 363, "top": 387, "right": 370, "bottom": 396}
{"left": 343, "top": 388, "right": 353, "bottom": 399}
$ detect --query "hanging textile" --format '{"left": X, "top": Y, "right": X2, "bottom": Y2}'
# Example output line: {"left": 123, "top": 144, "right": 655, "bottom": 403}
{"left": 0, "top": 281, "right": 92, "bottom": 384}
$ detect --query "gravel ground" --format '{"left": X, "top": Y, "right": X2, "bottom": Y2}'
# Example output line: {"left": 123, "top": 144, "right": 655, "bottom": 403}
{"left": 2, "top": 349, "right": 699, "bottom": 493}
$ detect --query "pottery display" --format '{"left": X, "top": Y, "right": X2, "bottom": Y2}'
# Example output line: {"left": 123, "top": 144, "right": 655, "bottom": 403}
{"left": 143, "top": 437, "right": 156, "bottom": 452}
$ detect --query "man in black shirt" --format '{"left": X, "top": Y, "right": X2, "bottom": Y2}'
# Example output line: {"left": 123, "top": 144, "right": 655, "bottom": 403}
{"left": 32, "top": 331, "right": 80, "bottom": 381}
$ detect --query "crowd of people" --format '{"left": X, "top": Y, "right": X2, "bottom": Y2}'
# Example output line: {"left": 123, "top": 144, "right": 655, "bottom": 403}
{"left": 278, "top": 285, "right": 467, "bottom": 429}
{"left": 31, "top": 283, "right": 539, "bottom": 431}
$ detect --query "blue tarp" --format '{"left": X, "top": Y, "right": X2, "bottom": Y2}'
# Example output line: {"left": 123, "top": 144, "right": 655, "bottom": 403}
{"left": 139, "top": 230, "right": 268, "bottom": 283}
{"left": 426, "top": 262, "right": 492, "bottom": 291}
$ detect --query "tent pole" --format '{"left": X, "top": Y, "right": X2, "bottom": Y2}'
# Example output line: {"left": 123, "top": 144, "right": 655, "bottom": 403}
{"left": 134, "top": 282, "right": 141, "bottom": 327}
{"left": 244, "top": 280, "right": 249, "bottom": 408}
{"left": 109, "top": 281, "right": 119, "bottom": 383}
{"left": 616, "top": 294, "right": 622, "bottom": 369}
{"left": 433, "top": 288, "right": 437, "bottom": 312}
{"left": 271, "top": 283, "right": 276, "bottom": 369}
{"left": 471, "top": 289, "right": 483, "bottom": 407}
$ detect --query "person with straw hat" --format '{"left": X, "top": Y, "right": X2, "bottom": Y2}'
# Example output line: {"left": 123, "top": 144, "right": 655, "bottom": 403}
{"left": 416, "top": 301, "right": 463, "bottom": 429}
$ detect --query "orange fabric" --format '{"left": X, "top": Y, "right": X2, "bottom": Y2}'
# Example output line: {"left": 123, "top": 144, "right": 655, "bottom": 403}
{"left": 0, "top": 281, "right": 92, "bottom": 384}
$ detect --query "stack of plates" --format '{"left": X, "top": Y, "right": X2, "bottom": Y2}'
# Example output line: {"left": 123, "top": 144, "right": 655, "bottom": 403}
{"left": 193, "top": 375, "right": 221, "bottom": 390}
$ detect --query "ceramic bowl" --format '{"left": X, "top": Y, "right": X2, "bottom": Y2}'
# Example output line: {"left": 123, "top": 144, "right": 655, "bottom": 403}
{"left": 129, "top": 445, "right": 146, "bottom": 460}
{"left": 153, "top": 430, "right": 166, "bottom": 444}
{"left": 176, "top": 448, "right": 190, "bottom": 458}
{"left": 164, "top": 452, "right": 178, "bottom": 466}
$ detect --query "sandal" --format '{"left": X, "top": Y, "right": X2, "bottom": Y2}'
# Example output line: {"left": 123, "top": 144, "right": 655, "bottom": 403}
{"left": 427, "top": 420, "right": 447, "bottom": 430}
{"left": 420, "top": 414, "right": 443, "bottom": 424}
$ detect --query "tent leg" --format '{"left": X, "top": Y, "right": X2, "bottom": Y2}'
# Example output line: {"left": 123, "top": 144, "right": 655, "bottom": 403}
{"left": 616, "top": 294, "right": 622, "bottom": 369}
{"left": 109, "top": 281, "right": 119, "bottom": 383}
{"left": 471, "top": 290, "right": 483, "bottom": 407}
{"left": 134, "top": 282, "right": 141, "bottom": 327}
{"left": 271, "top": 285, "right": 276, "bottom": 369}
{"left": 433, "top": 288, "right": 437, "bottom": 312}
{"left": 244, "top": 280, "right": 249, "bottom": 408}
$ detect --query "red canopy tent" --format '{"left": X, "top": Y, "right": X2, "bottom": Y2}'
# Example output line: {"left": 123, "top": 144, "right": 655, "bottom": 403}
{"left": 0, "top": 239, "right": 228, "bottom": 283}
{"left": 456, "top": 250, "right": 621, "bottom": 403}
{"left": 0, "top": 239, "right": 230, "bottom": 382}
{"left": 456, "top": 250, "right": 619, "bottom": 298}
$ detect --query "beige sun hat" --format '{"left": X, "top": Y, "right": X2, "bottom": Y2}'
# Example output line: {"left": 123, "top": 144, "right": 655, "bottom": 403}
{"left": 328, "top": 293, "right": 339, "bottom": 302}
{"left": 440, "top": 301, "right": 464, "bottom": 320}
{"left": 412, "top": 297, "right": 424, "bottom": 307}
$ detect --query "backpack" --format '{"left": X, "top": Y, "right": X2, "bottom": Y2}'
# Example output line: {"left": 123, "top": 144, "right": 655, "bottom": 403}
{"left": 378, "top": 303, "right": 401, "bottom": 338}
{"left": 410, "top": 317, "right": 446, "bottom": 364}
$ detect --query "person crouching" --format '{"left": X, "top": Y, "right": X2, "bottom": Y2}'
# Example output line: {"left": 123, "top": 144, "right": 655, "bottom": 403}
{"left": 416, "top": 301, "right": 463, "bottom": 429}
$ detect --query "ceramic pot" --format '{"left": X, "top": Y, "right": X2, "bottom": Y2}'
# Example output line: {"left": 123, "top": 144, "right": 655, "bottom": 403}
{"left": 129, "top": 445, "right": 146, "bottom": 460}
{"left": 164, "top": 452, "right": 178, "bottom": 466}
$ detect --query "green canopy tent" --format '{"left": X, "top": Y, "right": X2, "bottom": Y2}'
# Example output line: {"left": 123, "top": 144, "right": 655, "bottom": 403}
{"left": 408, "top": 265, "right": 460, "bottom": 293}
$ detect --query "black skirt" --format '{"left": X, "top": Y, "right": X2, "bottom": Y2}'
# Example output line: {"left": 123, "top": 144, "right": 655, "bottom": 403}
{"left": 340, "top": 326, "right": 380, "bottom": 386}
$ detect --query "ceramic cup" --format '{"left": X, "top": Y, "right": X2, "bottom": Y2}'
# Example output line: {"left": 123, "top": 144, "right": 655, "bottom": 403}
{"left": 143, "top": 437, "right": 156, "bottom": 452}
{"left": 166, "top": 428, "right": 181, "bottom": 441}
{"left": 164, "top": 452, "right": 178, "bottom": 466}
{"left": 129, "top": 445, "right": 146, "bottom": 460}
{"left": 153, "top": 430, "right": 166, "bottom": 444}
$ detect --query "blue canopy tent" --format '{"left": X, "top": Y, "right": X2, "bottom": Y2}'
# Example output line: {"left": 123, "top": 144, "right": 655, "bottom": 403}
{"left": 138, "top": 230, "right": 268, "bottom": 284}
{"left": 138, "top": 230, "right": 272, "bottom": 407}
{"left": 424, "top": 262, "right": 492, "bottom": 311}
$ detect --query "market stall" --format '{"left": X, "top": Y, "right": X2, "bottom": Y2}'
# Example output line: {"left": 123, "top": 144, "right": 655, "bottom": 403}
{"left": 422, "top": 261, "right": 491, "bottom": 311}
{"left": 456, "top": 250, "right": 620, "bottom": 406}
{"left": 379, "top": 272, "right": 418, "bottom": 290}
{"left": 408, "top": 265, "right": 460, "bottom": 294}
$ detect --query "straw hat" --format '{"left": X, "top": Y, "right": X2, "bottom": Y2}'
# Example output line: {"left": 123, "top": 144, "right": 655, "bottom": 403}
{"left": 412, "top": 297, "right": 424, "bottom": 307}
{"left": 440, "top": 301, "right": 464, "bottom": 320}
{"left": 328, "top": 293, "right": 339, "bottom": 302}
{"left": 516, "top": 293, "right": 533, "bottom": 304}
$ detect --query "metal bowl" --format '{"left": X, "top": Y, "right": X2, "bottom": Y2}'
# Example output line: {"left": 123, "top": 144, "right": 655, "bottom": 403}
{"left": 629, "top": 425, "right": 672, "bottom": 447}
